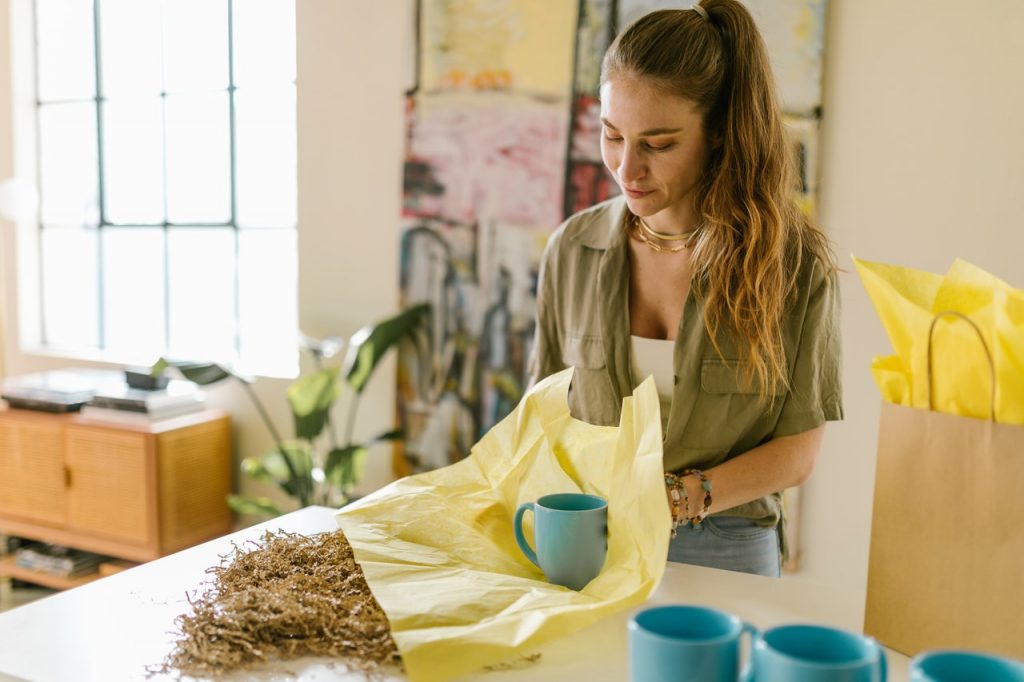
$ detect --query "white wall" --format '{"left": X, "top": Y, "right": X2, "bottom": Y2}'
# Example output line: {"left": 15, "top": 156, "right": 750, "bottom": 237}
{"left": 2, "top": 0, "right": 1022, "bottom": 598}
{"left": 294, "top": 0, "right": 407, "bottom": 495}
{"left": 802, "top": 0, "right": 1024, "bottom": 594}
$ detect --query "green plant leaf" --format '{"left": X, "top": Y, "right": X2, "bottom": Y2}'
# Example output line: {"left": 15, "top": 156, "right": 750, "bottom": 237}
{"left": 262, "top": 443, "right": 314, "bottom": 503}
{"left": 324, "top": 444, "right": 366, "bottom": 490}
{"left": 368, "top": 427, "right": 404, "bottom": 445}
{"left": 148, "top": 358, "right": 170, "bottom": 377}
{"left": 348, "top": 447, "right": 368, "bottom": 488}
{"left": 240, "top": 456, "right": 277, "bottom": 484}
{"left": 260, "top": 450, "right": 293, "bottom": 481}
{"left": 168, "top": 360, "right": 239, "bottom": 385}
{"left": 226, "top": 494, "right": 282, "bottom": 518}
{"left": 287, "top": 366, "right": 341, "bottom": 441}
{"left": 343, "top": 303, "right": 430, "bottom": 393}
{"left": 324, "top": 444, "right": 360, "bottom": 477}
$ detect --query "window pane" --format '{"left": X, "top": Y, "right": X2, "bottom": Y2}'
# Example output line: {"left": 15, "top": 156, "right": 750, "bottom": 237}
{"left": 36, "top": 0, "right": 96, "bottom": 102}
{"left": 38, "top": 102, "right": 99, "bottom": 227}
{"left": 41, "top": 228, "right": 99, "bottom": 349}
{"left": 102, "top": 97, "right": 164, "bottom": 224}
{"left": 233, "top": 0, "right": 296, "bottom": 86}
{"left": 238, "top": 229, "right": 297, "bottom": 375}
{"left": 235, "top": 86, "right": 296, "bottom": 227}
{"left": 163, "top": 0, "right": 228, "bottom": 93}
{"left": 166, "top": 228, "right": 235, "bottom": 361}
{"left": 99, "top": 0, "right": 162, "bottom": 97}
{"left": 165, "top": 92, "right": 231, "bottom": 224}
{"left": 101, "top": 228, "right": 166, "bottom": 360}
{"left": 33, "top": 0, "right": 299, "bottom": 374}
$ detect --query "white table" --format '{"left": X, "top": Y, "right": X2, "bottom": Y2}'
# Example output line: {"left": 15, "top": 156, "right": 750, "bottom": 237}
{"left": 0, "top": 507, "right": 908, "bottom": 682}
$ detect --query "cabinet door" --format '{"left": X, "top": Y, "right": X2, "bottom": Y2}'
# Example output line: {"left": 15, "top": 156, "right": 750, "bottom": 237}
{"left": 0, "top": 414, "right": 67, "bottom": 525}
{"left": 65, "top": 425, "right": 153, "bottom": 546}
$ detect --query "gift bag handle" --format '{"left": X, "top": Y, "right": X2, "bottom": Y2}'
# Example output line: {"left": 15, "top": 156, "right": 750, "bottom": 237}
{"left": 927, "top": 310, "right": 996, "bottom": 422}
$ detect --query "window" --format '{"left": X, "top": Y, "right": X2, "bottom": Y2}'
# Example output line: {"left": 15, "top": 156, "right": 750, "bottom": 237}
{"left": 32, "top": 0, "right": 297, "bottom": 376}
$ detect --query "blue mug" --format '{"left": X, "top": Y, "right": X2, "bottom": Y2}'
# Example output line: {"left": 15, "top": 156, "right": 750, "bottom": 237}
{"left": 513, "top": 493, "right": 607, "bottom": 590}
{"left": 748, "top": 624, "right": 887, "bottom": 682}
{"left": 629, "top": 605, "right": 757, "bottom": 682}
{"left": 910, "top": 650, "right": 1024, "bottom": 681}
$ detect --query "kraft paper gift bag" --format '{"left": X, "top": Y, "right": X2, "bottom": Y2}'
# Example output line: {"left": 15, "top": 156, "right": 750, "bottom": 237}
{"left": 335, "top": 367, "right": 669, "bottom": 682}
{"left": 864, "top": 315, "right": 1024, "bottom": 659}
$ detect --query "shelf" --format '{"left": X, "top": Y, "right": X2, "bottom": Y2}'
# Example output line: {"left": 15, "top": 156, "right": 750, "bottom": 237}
{"left": 0, "top": 556, "right": 101, "bottom": 590}
{"left": 0, "top": 516, "right": 160, "bottom": 563}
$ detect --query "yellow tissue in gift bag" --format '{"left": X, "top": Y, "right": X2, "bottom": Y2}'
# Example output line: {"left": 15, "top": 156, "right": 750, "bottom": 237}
{"left": 993, "top": 285, "right": 1024, "bottom": 425}
{"left": 854, "top": 257, "right": 1024, "bottom": 424}
{"left": 335, "top": 367, "right": 668, "bottom": 682}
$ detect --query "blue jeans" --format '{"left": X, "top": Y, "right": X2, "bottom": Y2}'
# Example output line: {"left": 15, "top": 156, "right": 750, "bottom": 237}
{"left": 667, "top": 515, "right": 781, "bottom": 577}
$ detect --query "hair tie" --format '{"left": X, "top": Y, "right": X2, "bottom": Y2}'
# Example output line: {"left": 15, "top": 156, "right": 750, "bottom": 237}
{"left": 692, "top": 3, "right": 709, "bottom": 21}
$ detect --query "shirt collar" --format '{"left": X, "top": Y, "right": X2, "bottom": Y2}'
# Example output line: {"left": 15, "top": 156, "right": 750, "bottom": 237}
{"left": 567, "top": 195, "right": 630, "bottom": 250}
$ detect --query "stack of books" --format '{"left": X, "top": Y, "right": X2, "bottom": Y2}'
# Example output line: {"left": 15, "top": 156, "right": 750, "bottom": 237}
{"left": 15, "top": 543, "right": 107, "bottom": 578}
{"left": 0, "top": 368, "right": 124, "bottom": 413}
{"left": 79, "top": 379, "right": 206, "bottom": 424}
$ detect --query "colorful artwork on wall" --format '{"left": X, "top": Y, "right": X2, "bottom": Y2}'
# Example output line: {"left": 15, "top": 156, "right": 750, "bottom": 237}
{"left": 396, "top": 0, "right": 577, "bottom": 475}
{"left": 396, "top": 0, "right": 829, "bottom": 483}
{"left": 419, "top": 0, "right": 578, "bottom": 98}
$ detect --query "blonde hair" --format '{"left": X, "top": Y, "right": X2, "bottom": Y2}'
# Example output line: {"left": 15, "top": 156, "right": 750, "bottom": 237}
{"left": 601, "top": 0, "right": 836, "bottom": 401}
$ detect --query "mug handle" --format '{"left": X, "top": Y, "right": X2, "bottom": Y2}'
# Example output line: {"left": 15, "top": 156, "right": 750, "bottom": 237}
{"left": 514, "top": 502, "right": 540, "bottom": 567}
{"left": 739, "top": 621, "right": 759, "bottom": 682}
{"left": 877, "top": 644, "right": 888, "bottom": 682}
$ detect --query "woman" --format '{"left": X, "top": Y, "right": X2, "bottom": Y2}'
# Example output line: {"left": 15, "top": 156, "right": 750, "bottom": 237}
{"left": 529, "top": 1, "right": 842, "bottom": 577}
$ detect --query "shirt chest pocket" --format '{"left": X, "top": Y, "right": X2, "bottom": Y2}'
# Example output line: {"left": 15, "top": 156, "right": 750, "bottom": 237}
{"left": 681, "top": 359, "right": 782, "bottom": 450}
{"left": 561, "top": 334, "right": 619, "bottom": 426}
{"left": 562, "top": 334, "right": 606, "bottom": 369}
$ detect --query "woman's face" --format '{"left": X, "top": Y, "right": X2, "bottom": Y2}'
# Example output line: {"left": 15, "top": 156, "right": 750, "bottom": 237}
{"left": 599, "top": 75, "right": 709, "bottom": 226}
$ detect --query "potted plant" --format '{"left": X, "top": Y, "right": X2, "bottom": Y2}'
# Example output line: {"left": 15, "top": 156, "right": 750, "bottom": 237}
{"left": 163, "top": 303, "right": 430, "bottom": 517}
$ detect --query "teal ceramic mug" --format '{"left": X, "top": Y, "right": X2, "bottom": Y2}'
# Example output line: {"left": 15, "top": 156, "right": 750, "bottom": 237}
{"left": 747, "top": 624, "right": 887, "bottom": 682}
{"left": 910, "top": 650, "right": 1024, "bottom": 681}
{"left": 629, "top": 605, "right": 757, "bottom": 682}
{"left": 513, "top": 493, "right": 607, "bottom": 590}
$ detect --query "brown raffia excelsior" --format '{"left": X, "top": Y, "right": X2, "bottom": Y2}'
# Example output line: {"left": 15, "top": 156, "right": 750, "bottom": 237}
{"left": 150, "top": 529, "right": 401, "bottom": 678}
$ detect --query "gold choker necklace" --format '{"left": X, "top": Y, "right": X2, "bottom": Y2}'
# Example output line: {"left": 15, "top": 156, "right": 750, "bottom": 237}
{"left": 637, "top": 216, "right": 701, "bottom": 242}
{"left": 630, "top": 215, "right": 702, "bottom": 253}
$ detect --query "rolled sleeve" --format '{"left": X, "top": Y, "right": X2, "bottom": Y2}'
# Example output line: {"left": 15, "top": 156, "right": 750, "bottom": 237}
{"left": 773, "top": 261, "right": 844, "bottom": 437}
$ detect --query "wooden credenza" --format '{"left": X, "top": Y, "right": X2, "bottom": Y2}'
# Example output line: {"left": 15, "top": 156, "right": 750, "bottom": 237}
{"left": 0, "top": 407, "right": 233, "bottom": 588}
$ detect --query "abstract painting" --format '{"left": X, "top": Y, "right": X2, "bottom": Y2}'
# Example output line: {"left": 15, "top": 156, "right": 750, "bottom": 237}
{"left": 396, "top": 0, "right": 577, "bottom": 474}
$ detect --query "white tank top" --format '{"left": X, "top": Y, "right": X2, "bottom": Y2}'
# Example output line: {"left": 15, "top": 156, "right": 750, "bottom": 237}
{"left": 630, "top": 335, "right": 675, "bottom": 433}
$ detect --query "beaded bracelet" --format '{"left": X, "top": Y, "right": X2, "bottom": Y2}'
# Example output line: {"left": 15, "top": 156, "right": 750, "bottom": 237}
{"left": 663, "top": 472, "right": 689, "bottom": 537}
{"left": 682, "top": 468, "right": 713, "bottom": 525}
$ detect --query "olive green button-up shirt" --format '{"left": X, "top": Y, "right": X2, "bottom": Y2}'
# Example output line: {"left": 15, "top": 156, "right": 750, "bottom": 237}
{"left": 530, "top": 196, "right": 843, "bottom": 545}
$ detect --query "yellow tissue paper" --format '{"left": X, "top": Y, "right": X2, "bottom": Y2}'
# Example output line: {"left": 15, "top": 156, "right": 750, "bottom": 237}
{"left": 854, "top": 257, "right": 1024, "bottom": 424}
{"left": 335, "top": 367, "right": 668, "bottom": 682}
